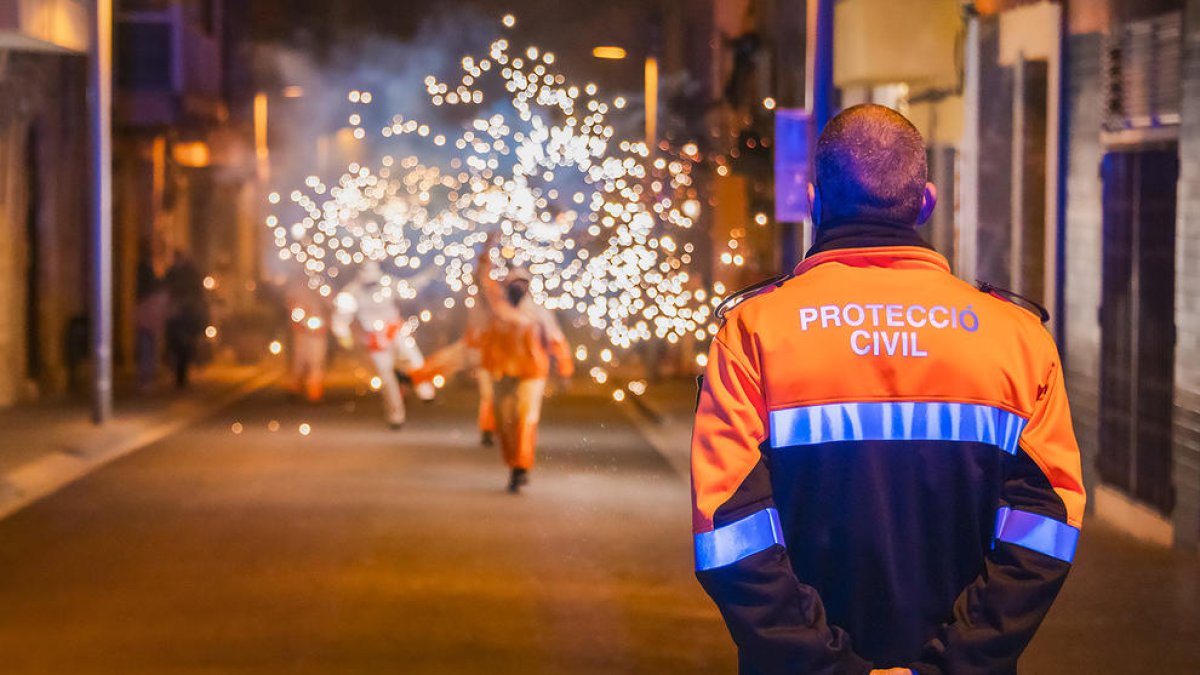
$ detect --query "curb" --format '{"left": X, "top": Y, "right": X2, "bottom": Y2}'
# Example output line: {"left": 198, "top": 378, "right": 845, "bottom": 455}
{"left": 0, "top": 366, "right": 283, "bottom": 522}
{"left": 616, "top": 392, "right": 692, "bottom": 481}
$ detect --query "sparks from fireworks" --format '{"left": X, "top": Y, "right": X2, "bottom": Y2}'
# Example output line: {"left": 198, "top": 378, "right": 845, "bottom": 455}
{"left": 267, "top": 14, "right": 724, "bottom": 389}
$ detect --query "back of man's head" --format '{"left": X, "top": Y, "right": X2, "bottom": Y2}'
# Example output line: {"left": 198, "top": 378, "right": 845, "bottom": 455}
{"left": 813, "top": 104, "right": 928, "bottom": 227}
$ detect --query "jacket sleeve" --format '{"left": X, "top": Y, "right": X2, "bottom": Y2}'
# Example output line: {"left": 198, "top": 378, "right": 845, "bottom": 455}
{"left": 540, "top": 309, "right": 574, "bottom": 377}
{"left": 913, "top": 348, "right": 1085, "bottom": 675}
{"left": 692, "top": 322, "right": 870, "bottom": 675}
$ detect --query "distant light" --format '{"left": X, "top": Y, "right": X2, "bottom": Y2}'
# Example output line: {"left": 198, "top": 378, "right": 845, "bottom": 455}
{"left": 205, "top": 325, "right": 218, "bottom": 339}
{"left": 592, "top": 46, "right": 627, "bottom": 60}
{"left": 682, "top": 142, "right": 698, "bottom": 157}
{"left": 282, "top": 85, "right": 304, "bottom": 98}
{"left": 299, "top": 423, "right": 312, "bottom": 436}
{"left": 420, "top": 310, "right": 432, "bottom": 322}
{"left": 763, "top": 96, "right": 777, "bottom": 110}
{"left": 268, "top": 420, "right": 281, "bottom": 432}
{"left": 202, "top": 275, "right": 217, "bottom": 290}
{"left": 716, "top": 165, "right": 729, "bottom": 176}
{"left": 433, "top": 375, "right": 446, "bottom": 388}
{"left": 754, "top": 212, "right": 769, "bottom": 226}
{"left": 502, "top": 14, "right": 516, "bottom": 28}
{"left": 613, "top": 389, "right": 626, "bottom": 402}
{"left": 348, "top": 90, "right": 361, "bottom": 103}
{"left": 695, "top": 353, "right": 708, "bottom": 367}
{"left": 370, "top": 376, "right": 382, "bottom": 391}
{"left": 360, "top": 92, "right": 373, "bottom": 104}
{"left": 231, "top": 422, "right": 244, "bottom": 434}
{"left": 172, "top": 141, "right": 210, "bottom": 168}
{"left": 268, "top": 340, "right": 283, "bottom": 355}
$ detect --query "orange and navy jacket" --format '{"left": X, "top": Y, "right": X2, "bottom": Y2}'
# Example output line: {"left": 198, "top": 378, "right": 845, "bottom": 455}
{"left": 691, "top": 229, "right": 1084, "bottom": 674}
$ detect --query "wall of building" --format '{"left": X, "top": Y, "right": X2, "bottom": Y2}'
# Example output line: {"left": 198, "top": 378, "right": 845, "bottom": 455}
{"left": 0, "top": 53, "right": 89, "bottom": 405}
{"left": 1172, "top": 0, "right": 1200, "bottom": 547}
{"left": 1061, "top": 31, "right": 1105, "bottom": 514}
{"left": 1061, "top": 0, "right": 1199, "bottom": 549}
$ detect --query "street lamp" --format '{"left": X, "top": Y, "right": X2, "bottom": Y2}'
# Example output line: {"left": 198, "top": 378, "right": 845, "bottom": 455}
{"left": 590, "top": 45, "right": 657, "bottom": 150}
{"left": 254, "top": 92, "right": 269, "bottom": 182}
{"left": 591, "top": 46, "right": 627, "bottom": 60}
{"left": 644, "top": 56, "right": 658, "bottom": 150}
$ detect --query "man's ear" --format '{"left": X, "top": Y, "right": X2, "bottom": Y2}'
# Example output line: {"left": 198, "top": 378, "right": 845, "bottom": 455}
{"left": 916, "top": 182, "right": 938, "bottom": 225}
{"left": 807, "top": 183, "right": 820, "bottom": 224}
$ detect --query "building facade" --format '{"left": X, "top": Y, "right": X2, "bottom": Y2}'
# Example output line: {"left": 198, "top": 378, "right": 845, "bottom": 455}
{"left": 113, "top": 0, "right": 260, "bottom": 369}
{"left": 1060, "top": 0, "right": 1199, "bottom": 549}
{"left": 0, "top": 1, "right": 90, "bottom": 406}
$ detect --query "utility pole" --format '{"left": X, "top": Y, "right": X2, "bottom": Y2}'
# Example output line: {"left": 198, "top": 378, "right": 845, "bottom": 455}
{"left": 799, "top": 0, "right": 835, "bottom": 251}
{"left": 89, "top": 0, "right": 114, "bottom": 424}
{"left": 774, "top": 0, "right": 810, "bottom": 273}
{"left": 807, "top": 0, "right": 835, "bottom": 133}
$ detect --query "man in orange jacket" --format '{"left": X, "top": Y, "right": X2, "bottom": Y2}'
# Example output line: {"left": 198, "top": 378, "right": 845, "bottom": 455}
{"left": 410, "top": 241, "right": 571, "bottom": 491}
{"left": 691, "top": 104, "right": 1084, "bottom": 674}
{"left": 475, "top": 240, "right": 573, "bottom": 493}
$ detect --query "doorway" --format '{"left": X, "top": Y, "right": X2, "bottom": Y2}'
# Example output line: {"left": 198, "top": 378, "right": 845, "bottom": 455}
{"left": 1098, "top": 146, "right": 1177, "bottom": 514}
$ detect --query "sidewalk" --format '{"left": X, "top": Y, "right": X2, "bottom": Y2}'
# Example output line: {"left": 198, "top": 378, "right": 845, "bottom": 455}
{"left": 620, "top": 377, "right": 696, "bottom": 480}
{"left": 0, "top": 362, "right": 282, "bottom": 521}
{"left": 624, "top": 377, "right": 1200, "bottom": 672}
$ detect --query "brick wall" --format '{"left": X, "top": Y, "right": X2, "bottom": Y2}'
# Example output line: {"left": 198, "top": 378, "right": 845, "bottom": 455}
{"left": 1062, "top": 32, "right": 1104, "bottom": 510}
{"left": 1172, "top": 1, "right": 1200, "bottom": 549}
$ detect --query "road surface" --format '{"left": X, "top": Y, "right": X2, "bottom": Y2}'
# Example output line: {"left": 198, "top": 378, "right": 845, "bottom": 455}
{"left": 0, "top": 376, "right": 1196, "bottom": 674}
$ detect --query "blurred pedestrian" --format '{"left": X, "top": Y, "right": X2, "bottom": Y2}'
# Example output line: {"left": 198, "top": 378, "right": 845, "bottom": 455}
{"left": 332, "top": 262, "right": 435, "bottom": 429}
{"left": 135, "top": 256, "right": 168, "bottom": 391}
{"left": 164, "top": 250, "right": 207, "bottom": 389}
{"left": 691, "top": 104, "right": 1084, "bottom": 673}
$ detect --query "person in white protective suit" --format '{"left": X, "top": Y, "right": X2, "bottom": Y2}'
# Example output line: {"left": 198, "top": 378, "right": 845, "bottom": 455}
{"left": 332, "top": 262, "right": 436, "bottom": 429}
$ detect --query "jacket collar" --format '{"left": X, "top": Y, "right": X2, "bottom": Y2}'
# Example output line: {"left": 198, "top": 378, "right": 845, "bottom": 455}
{"left": 805, "top": 221, "right": 933, "bottom": 256}
{"left": 794, "top": 223, "right": 949, "bottom": 276}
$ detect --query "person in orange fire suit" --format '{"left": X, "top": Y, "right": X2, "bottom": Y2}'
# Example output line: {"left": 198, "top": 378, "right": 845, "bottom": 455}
{"left": 691, "top": 104, "right": 1084, "bottom": 674}
{"left": 286, "top": 283, "right": 331, "bottom": 403}
{"left": 465, "top": 304, "right": 498, "bottom": 446}
{"left": 412, "top": 304, "right": 497, "bottom": 446}
{"left": 476, "top": 240, "right": 573, "bottom": 493}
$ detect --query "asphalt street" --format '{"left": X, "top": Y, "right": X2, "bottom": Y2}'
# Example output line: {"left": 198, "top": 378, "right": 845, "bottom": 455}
{"left": 0, "top": 378, "right": 1196, "bottom": 674}
{"left": 0, "top": 381, "right": 733, "bottom": 675}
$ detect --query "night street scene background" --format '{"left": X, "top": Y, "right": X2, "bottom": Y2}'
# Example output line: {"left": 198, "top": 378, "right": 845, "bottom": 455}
{"left": 0, "top": 1, "right": 1198, "bottom": 673}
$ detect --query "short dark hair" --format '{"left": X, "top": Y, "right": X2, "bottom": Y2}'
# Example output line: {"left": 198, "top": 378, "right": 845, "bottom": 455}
{"left": 813, "top": 104, "right": 928, "bottom": 226}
